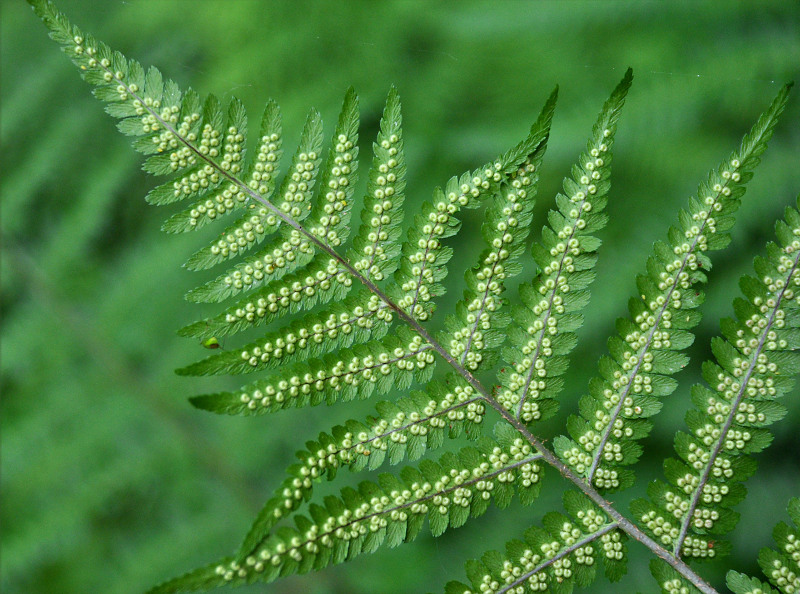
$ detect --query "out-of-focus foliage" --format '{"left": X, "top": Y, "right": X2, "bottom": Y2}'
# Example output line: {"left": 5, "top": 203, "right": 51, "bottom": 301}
{"left": 2, "top": 1, "right": 798, "bottom": 593}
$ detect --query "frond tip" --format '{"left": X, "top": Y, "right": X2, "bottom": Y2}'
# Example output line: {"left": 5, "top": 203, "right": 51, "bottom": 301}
{"left": 497, "top": 68, "right": 632, "bottom": 425}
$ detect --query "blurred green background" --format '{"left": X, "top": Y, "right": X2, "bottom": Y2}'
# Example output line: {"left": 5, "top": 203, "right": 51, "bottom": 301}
{"left": 2, "top": 1, "right": 799, "bottom": 592}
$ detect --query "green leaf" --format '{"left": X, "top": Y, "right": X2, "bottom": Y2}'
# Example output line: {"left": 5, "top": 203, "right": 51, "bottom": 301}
{"left": 559, "top": 83, "right": 794, "bottom": 493}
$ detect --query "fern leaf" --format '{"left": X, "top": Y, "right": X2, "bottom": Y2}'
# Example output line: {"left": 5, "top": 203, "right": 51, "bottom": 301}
{"left": 554, "top": 83, "right": 793, "bottom": 492}
{"left": 441, "top": 87, "right": 558, "bottom": 374}
{"left": 348, "top": 86, "right": 406, "bottom": 281}
{"left": 149, "top": 427, "right": 543, "bottom": 592}
{"left": 496, "top": 69, "right": 632, "bottom": 426}
{"left": 214, "top": 92, "right": 559, "bottom": 563}
{"left": 630, "top": 197, "right": 800, "bottom": 562}
{"left": 189, "top": 327, "right": 435, "bottom": 416}
{"left": 449, "top": 490, "right": 627, "bottom": 593}
{"left": 233, "top": 372, "right": 487, "bottom": 557}
{"left": 31, "top": 1, "right": 797, "bottom": 592}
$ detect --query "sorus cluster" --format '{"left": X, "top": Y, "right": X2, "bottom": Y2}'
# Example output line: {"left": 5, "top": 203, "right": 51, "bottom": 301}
{"left": 214, "top": 446, "right": 541, "bottom": 584}
{"left": 497, "top": 131, "right": 611, "bottom": 427}
{"left": 639, "top": 499, "right": 716, "bottom": 558}
{"left": 309, "top": 134, "right": 356, "bottom": 247}
{"left": 449, "top": 161, "right": 535, "bottom": 371}
{"left": 237, "top": 335, "right": 433, "bottom": 410}
{"left": 220, "top": 231, "right": 314, "bottom": 293}
{"left": 223, "top": 258, "right": 350, "bottom": 324}
{"left": 239, "top": 294, "right": 386, "bottom": 368}
{"left": 186, "top": 131, "right": 281, "bottom": 232}
{"left": 354, "top": 132, "right": 403, "bottom": 281}
{"left": 171, "top": 124, "right": 243, "bottom": 201}
{"left": 398, "top": 163, "right": 504, "bottom": 321}
{"left": 661, "top": 577, "right": 694, "bottom": 594}
{"left": 461, "top": 513, "right": 618, "bottom": 594}
{"left": 278, "top": 150, "right": 320, "bottom": 216}
{"left": 766, "top": 528, "right": 800, "bottom": 593}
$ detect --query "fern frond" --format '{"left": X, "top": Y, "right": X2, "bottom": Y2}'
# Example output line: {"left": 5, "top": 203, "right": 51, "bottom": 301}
{"left": 233, "top": 372, "right": 486, "bottom": 558}
{"left": 201, "top": 93, "right": 558, "bottom": 566}
{"left": 349, "top": 86, "right": 406, "bottom": 282}
{"left": 30, "top": 1, "right": 796, "bottom": 592}
{"left": 184, "top": 91, "right": 359, "bottom": 302}
{"left": 440, "top": 87, "right": 558, "bottom": 375}
{"left": 496, "top": 69, "right": 632, "bottom": 426}
{"left": 630, "top": 196, "right": 800, "bottom": 562}
{"left": 161, "top": 99, "right": 282, "bottom": 236}
{"left": 447, "top": 490, "right": 627, "bottom": 594}
{"left": 554, "top": 83, "right": 793, "bottom": 492}
{"left": 189, "top": 327, "right": 436, "bottom": 415}
{"left": 726, "top": 497, "right": 800, "bottom": 593}
{"left": 149, "top": 424, "right": 543, "bottom": 593}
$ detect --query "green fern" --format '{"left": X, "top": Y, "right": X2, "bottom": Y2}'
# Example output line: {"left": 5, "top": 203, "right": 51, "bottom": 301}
{"left": 27, "top": 0, "right": 798, "bottom": 592}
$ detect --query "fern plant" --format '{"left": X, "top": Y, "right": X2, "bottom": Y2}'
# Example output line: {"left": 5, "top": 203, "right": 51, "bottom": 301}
{"left": 28, "top": 1, "right": 798, "bottom": 592}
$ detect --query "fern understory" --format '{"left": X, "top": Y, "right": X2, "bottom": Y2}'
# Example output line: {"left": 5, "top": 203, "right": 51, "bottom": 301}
{"left": 5, "top": 1, "right": 800, "bottom": 593}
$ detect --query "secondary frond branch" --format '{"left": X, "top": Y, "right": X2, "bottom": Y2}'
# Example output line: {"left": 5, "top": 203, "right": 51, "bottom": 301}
{"left": 236, "top": 374, "right": 486, "bottom": 557}
{"left": 190, "top": 329, "right": 435, "bottom": 416}
{"left": 495, "top": 524, "right": 619, "bottom": 594}
{"left": 178, "top": 289, "right": 390, "bottom": 375}
{"left": 631, "top": 195, "right": 800, "bottom": 564}
{"left": 454, "top": 158, "right": 540, "bottom": 372}
{"left": 674, "top": 240, "right": 800, "bottom": 556}
{"left": 490, "top": 69, "right": 632, "bottom": 431}
{"left": 554, "top": 82, "right": 793, "bottom": 494}
{"left": 172, "top": 444, "right": 545, "bottom": 592}
{"left": 445, "top": 89, "right": 557, "bottom": 374}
